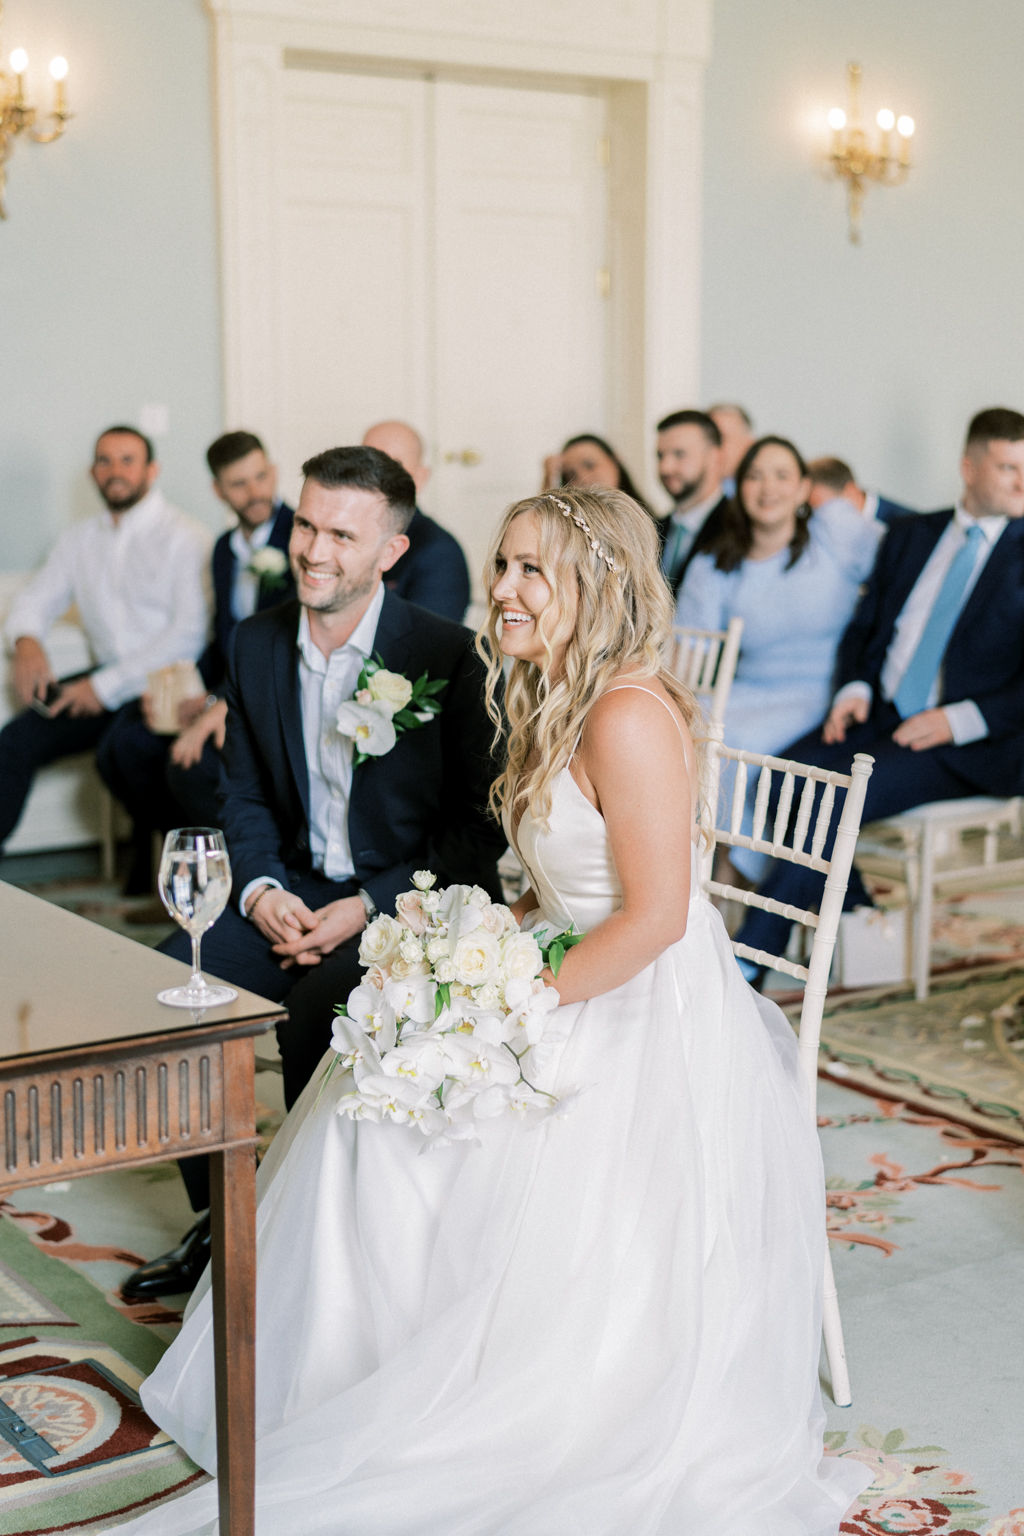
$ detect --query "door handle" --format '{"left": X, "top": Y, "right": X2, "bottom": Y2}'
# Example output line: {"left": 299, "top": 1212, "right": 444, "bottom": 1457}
{"left": 444, "top": 448, "right": 482, "bottom": 466}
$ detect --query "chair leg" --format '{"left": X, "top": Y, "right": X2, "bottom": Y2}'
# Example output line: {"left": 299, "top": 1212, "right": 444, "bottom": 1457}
{"left": 914, "top": 824, "right": 936, "bottom": 1002}
{"left": 98, "top": 787, "right": 116, "bottom": 883}
{"left": 822, "top": 1245, "right": 852, "bottom": 1407}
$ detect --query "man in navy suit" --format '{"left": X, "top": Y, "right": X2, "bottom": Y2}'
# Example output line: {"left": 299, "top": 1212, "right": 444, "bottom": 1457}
{"left": 123, "top": 445, "right": 503, "bottom": 1297}
{"left": 807, "top": 456, "right": 916, "bottom": 525}
{"left": 735, "top": 408, "right": 1024, "bottom": 976}
{"left": 97, "top": 432, "right": 295, "bottom": 870}
{"left": 362, "top": 420, "right": 471, "bottom": 621}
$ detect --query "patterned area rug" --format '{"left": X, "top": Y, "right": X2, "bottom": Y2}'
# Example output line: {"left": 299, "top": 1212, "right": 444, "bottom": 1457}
{"left": 811, "top": 965, "right": 1024, "bottom": 1144}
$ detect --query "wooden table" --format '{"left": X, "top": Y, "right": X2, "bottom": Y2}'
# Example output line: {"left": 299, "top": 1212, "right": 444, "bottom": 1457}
{"left": 0, "top": 880, "right": 286, "bottom": 1536}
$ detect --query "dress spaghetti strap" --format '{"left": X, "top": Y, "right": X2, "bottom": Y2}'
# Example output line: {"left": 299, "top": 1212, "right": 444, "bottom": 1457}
{"left": 603, "top": 684, "right": 689, "bottom": 745}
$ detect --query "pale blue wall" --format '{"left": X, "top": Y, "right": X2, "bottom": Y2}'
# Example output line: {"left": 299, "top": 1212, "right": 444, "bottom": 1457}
{"left": 0, "top": 0, "right": 224, "bottom": 572}
{"left": 701, "top": 0, "right": 1024, "bottom": 509}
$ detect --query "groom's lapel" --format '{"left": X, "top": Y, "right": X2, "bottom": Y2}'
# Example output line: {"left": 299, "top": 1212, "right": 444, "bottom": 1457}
{"left": 272, "top": 604, "right": 311, "bottom": 822}
{"left": 368, "top": 587, "right": 416, "bottom": 678}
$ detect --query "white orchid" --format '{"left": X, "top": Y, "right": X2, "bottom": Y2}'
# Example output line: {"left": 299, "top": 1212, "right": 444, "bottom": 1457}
{"left": 335, "top": 698, "right": 397, "bottom": 758}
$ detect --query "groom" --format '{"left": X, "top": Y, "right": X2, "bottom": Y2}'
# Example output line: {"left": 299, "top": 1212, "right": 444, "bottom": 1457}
{"left": 124, "top": 444, "right": 504, "bottom": 1298}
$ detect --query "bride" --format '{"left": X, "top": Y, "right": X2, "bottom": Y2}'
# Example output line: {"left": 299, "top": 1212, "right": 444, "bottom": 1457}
{"left": 119, "top": 487, "right": 869, "bottom": 1535}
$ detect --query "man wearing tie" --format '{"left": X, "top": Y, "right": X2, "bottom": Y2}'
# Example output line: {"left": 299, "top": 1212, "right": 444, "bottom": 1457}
{"left": 655, "top": 410, "right": 730, "bottom": 599}
{"left": 734, "top": 407, "right": 1024, "bottom": 975}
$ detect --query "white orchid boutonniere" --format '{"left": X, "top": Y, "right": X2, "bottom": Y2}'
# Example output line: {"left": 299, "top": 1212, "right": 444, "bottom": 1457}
{"left": 336, "top": 654, "right": 447, "bottom": 766}
{"left": 247, "top": 545, "right": 290, "bottom": 593}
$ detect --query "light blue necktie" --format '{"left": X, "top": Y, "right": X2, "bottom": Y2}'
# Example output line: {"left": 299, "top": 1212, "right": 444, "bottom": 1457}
{"left": 663, "top": 521, "right": 691, "bottom": 583}
{"left": 892, "top": 523, "right": 985, "bottom": 718}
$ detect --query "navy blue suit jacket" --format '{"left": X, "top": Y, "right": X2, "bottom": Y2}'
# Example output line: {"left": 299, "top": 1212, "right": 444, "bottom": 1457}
{"left": 656, "top": 494, "right": 731, "bottom": 600}
{"left": 219, "top": 593, "right": 504, "bottom": 915}
{"left": 836, "top": 509, "right": 1024, "bottom": 741}
{"left": 874, "top": 494, "right": 916, "bottom": 526}
{"left": 384, "top": 508, "right": 470, "bottom": 623}
{"left": 199, "top": 502, "right": 296, "bottom": 690}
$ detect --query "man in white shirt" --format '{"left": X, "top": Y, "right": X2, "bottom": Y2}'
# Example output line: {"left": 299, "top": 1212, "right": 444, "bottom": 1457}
{"left": 95, "top": 431, "right": 295, "bottom": 870}
{"left": 734, "top": 407, "right": 1024, "bottom": 974}
{"left": 655, "top": 410, "right": 730, "bottom": 599}
{"left": 0, "top": 426, "right": 211, "bottom": 875}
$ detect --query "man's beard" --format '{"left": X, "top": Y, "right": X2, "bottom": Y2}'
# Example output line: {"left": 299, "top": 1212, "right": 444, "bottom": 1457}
{"left": 669, "top": 475, "right": 704, "bottom": 507}
{"left": 296, "top": 560, "right": 378, "bottom": 615}
{"left": 100, "top": 479, "right": 150, "bottom": 512}
{"left": 239, "top": 498, "right": 274, "bottom": 528}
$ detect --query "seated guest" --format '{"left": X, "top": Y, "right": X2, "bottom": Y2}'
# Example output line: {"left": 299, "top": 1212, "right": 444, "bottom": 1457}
{"left": 0, "top": 426, "right": 210, "bottom": 882}
{"left": 97, "top": 431, "right": 295, "bottom": 846}
{"left": 362, "top": 420, "right": 470, "bottom": 621}
{"left": 708, "top": 403, "right": 755, "bottom": 496}
{"left": 542, "top": 433, "right": 655, "bottom": 516}
{"left": 734, "top": 407, "right": 1024, "bottom": 979}
{"left": 655, "top": 409, "right": 730, "bottom": 598}
{"left": 122, "top": 445, "right": 504, "bottom": 1298}
{"left": 677, "top": 436, "right": 883, "bottom": 879}
{"left": 807, "top": 456, "right": 916, "bottom": 525}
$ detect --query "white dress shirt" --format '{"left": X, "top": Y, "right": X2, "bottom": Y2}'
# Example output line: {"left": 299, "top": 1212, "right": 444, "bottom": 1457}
{"left": 228, "top": 510, "right": 277, "bottom": 623}
{"left": 240, "top": 582, "right": 385, "bottom": 916}
{"left": 4, "top": 488, "right": 213, "bottom": 710}
{"left": 834, "top": 505, "right": 1006, "bottom": 745}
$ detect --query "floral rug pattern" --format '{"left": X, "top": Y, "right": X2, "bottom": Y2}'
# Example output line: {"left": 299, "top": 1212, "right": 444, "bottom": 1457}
{"left": 830, "top": 1424, "right": 1023, "bottom": 1534}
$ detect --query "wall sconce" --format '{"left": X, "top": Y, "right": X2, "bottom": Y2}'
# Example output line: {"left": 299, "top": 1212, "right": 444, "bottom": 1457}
{"left": 0, "top": 1, "right": 72, "bottom": 219}
{"left": 826, "top": 63, "right": 913, "bottom": 244}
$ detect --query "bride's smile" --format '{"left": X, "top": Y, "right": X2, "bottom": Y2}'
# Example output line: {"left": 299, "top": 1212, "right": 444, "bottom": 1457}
{"left": 491, "top": 509, "right": 578, "bottom": 671}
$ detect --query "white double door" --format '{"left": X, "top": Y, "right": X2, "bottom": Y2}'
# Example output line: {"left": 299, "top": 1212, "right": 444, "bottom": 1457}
{"left": 275, "top": 68, "right": 610, "bottom": 592}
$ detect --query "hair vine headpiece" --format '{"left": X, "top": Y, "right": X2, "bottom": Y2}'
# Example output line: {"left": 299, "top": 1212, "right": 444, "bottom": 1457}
{"left": 548, "top": 496, "right": 618, "bottom": 573}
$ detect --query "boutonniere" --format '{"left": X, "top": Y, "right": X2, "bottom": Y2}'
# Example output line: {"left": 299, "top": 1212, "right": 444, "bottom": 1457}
{"left": 336, "top": 655, "right": 447, "bottom": 765}
{"left": 247, "top": 545, "right": 290, "bottom": 592}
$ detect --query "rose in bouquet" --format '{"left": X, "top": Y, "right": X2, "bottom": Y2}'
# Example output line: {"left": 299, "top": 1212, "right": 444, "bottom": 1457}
{"left": 319, "top": 872, "right": 582, "bottom": 1146}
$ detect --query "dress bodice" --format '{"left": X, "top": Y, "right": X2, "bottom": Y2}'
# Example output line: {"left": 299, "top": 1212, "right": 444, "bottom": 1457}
{"left": 506, "top": 768, "right": 700, "bottom": 936}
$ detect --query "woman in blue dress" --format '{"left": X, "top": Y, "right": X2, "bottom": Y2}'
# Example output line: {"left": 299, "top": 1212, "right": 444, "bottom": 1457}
{"left": 676, "top": 435, "right": 884, "bottom": 880}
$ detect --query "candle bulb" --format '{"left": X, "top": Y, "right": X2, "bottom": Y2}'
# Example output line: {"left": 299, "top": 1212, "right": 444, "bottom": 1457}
{"left": 49, "top": 55, "right": 68, "bottom": 115}
{"left": 9, "top": 47, "right": 28, "bottom": 104}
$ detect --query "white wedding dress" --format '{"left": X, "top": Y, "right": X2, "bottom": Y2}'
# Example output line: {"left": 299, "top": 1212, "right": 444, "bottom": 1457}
{"left": 119, "top": 710, "right": 869, "bottom": 1535}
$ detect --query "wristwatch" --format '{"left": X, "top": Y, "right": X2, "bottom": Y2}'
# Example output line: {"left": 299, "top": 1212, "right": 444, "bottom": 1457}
{"left": 356, "top": 888, "right": 378, "bottom": 923}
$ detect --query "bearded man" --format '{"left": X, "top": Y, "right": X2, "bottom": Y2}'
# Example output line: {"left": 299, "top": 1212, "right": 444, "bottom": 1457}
{"left": 124, "top": 445, "right": 504, "bottom": 1298}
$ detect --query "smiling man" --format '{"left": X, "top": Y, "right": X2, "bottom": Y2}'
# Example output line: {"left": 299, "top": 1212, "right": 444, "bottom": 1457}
{"left": 0, "top": 425, "right": 211, "bottom": 874}
{"left": 125, "top": 445, "right": 505, "bottom": 1298}
{"left": 732, "top": 406, "right": 1024, "bottom": 979}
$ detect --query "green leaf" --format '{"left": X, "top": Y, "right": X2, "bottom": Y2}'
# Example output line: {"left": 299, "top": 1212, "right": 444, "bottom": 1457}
{"left": 858, "top": 1427, "right": 885, "bottom": 1450}
{"left": 823, "top": 1431, "right": 847, "bottom": 1450}
{"left": 333, "top": 1004, "right": 349, "bottom": 1017}
{"left": 899, "top": 1446, "right": 948, "bottom": 1455}
{"left": 548, "top": 941, "right": 565, "bottom": 977}
{"left": 435, "top": 982, "right": 451, "bottom": 1019}
{"left": 411, "top": 671, "right": 430, "bottom": 697}
{"left": 420, "top": 678, "right": 450, "bottom": 696}
{"left": 392, "top": 709, "right": 422, "bottom": 730}
{"left": 882, "top": 1429, "right": 905, "bottom": 1454}
{"left": 353, "top": 751, "right": 370, "bottom": 768}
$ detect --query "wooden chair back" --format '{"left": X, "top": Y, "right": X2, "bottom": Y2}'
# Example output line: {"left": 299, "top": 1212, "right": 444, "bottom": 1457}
{"left": 670, "top": 617, "right": 743, "bottom": 724}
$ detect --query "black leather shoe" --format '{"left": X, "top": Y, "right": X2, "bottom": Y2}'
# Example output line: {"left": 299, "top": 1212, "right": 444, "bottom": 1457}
{"left": 121, "top": 1213, "right": 211, "bottom": 1299}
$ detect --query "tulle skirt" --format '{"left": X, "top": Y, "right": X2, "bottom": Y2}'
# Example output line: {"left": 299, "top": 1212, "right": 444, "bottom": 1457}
{"left": 117, "top": 893, "right": 869, "bottom": 1534}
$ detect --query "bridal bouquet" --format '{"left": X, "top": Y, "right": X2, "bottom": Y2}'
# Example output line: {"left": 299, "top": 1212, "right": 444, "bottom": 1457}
{"left": 322, "top": 872, "right": 582, "bottom": 1146}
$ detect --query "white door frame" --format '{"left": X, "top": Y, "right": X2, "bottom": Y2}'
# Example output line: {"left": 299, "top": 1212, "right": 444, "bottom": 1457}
{"left": 205, "top": 0, "right": 711, "bottom": 500}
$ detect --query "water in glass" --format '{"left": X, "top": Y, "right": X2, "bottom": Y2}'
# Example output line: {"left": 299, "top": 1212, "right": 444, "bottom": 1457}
{"left": 156, "top": 828, "right": 238, "bottom": 1009}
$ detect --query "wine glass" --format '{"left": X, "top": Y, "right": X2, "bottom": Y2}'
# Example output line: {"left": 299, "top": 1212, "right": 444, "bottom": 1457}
{"left": 156, "top": 828, "right": 238, "bottom": 1009}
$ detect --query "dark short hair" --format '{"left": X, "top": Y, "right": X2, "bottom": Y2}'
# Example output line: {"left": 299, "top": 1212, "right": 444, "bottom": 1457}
{"left": 560, "top": 434, "right": 654, "bottom": 516}
{"left": 707, "top": 402, "right": 754, "bottom": 431}
{"left": 708, "top": 435, "right": 811, "bottom": 574}
{"left": 207, "top": 430, "right": 265, "bottom": 477}
{"left": 95, "top": 425, "right": 154, "bottom": 464}
{"left": 966, "top": 407, "right": 1024, "bottom": 451}
{"left": 656, "top": 409, "right": 722, "bottom": 448}
{"left": 301, "top": 445, "right": 416, "bottom": 533}
{"left": 807, "top": 456, "right": 855, "bottom": 492}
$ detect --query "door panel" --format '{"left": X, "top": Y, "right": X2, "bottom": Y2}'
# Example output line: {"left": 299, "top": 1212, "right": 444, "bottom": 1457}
{"left": 432, "top": 81, "right": 609, "bottom": 591}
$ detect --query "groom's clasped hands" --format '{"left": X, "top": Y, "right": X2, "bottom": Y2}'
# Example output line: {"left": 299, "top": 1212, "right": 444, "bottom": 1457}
{"left": 246, "top": 886, "right": 367, "bottom": 969}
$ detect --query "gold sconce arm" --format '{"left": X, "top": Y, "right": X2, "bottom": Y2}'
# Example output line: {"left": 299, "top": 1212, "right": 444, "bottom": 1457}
{"left": 824, "top": 63, "right": 914, "bottom": 243}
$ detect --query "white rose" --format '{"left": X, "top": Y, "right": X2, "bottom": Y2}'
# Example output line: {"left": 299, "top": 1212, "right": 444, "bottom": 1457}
{"left": 467, "top": 886, "right": 491, "bottom": 909}
{"left": 336, "top": 699, "right": 396, "bottom": 757}
{"left": 473, "top": 982, "right": 501, "bottom": 1009}
{"left": 426, "top": 936, "right": 450, "bottom": 962}
{"left": 389, "top": 953, "right": 431, "bottom": 980}
{"left": 395, "top": 890, "right": 428, "bottom": 935}
{"left": 451, "top": 930, "right": 501, "bottom": 988}
{"left": 399, "top": 937, "right": 424, "bottom": 963}
{"left": 435, "top": 958, "right": 456, "bottom": 984}
{"left": 359, "top": 915, "right": 403, "bottom": 968}
{"left": 501, "top": 932, "right": 543, "bottom": 983}
{"left": 368, "top": 669, "right": 414, "bottom": 713}
{"left": 421, "top": 891, "right": 441, "bottom": 913}
{"left": 249, "top": 546, "right": 288, "bottom": 576}
{"left": 413, "top": 870, "right": 437, "bottom": 891}
{"left": 364, "top": 963, "right": 390, "bottom": 990}
{"left": 479, "top": 903, "right": 509, "bottom": 935}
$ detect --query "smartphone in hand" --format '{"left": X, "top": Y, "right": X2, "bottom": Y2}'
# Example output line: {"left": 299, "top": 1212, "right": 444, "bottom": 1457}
{"left": 29, "top": 682, "right": 64, "bottom": 719}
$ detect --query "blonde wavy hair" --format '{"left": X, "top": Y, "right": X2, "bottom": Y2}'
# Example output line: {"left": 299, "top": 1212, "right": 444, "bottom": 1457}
{"left": 476, "top": 486, "right": 705, "bottom": 827}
